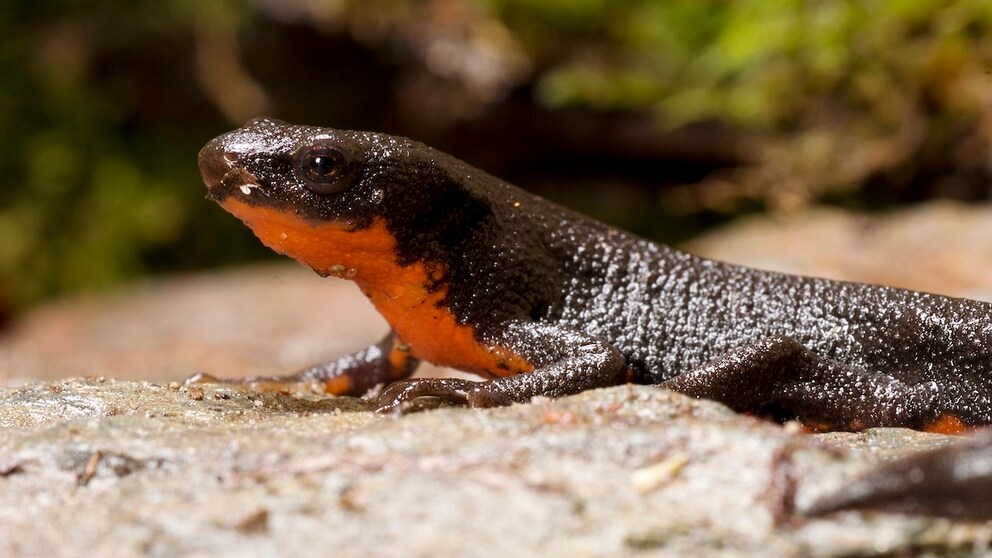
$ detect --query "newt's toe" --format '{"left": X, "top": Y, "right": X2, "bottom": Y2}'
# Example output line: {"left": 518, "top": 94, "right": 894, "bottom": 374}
{"left": 375, "top": 379, "right": 475, "bottom": 414}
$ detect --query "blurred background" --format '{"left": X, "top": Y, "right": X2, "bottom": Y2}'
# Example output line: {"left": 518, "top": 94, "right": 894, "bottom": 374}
{"left": 3, "top": 0, "right": 992, "bottom": 326}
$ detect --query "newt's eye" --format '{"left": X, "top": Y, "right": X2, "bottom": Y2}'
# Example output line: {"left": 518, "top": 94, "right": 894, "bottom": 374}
{"left": 296, "top": 142, "right": 353, "bottom": 194}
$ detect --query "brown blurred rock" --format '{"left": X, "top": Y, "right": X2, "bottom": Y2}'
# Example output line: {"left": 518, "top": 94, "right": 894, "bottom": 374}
{"left": 687, "top": 201, "right": 992, "bottom": 301}
{"left": 3, "top": 201, "right": 990, "bottom": 386}
{"left": 0, "top": 264, "right": 453, "bottom": 385}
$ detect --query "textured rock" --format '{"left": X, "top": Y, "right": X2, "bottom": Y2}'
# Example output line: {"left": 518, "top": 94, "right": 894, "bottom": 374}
{"left": 2, "top": 380, "right": 990, "bottom": 558}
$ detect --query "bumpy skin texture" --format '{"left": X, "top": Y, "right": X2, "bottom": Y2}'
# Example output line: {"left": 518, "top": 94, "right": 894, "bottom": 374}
{"left": 199, "top": 118, "right": 992, "bottom": 517}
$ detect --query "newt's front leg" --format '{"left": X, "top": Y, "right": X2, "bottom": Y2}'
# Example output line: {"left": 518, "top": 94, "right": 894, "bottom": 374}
{"left": 375, "top": 322, "right": 627, "bottom": 413}
{"left": 187, "top": 332, "right": 418, "bottom": 396}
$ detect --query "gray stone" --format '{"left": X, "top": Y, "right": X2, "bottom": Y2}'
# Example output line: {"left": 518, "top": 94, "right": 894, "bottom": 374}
{"left": 1, "top": 379, "right": 990, "bottom": 557}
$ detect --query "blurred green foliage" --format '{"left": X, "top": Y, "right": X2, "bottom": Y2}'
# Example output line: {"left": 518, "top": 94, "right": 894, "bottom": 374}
{"left": 2, "top": 0, "right": 991, "bottom": 313}
{"left": 506, "top": 0, "right": 992, "bottom": 210}
{"left": 522, "top": 0, "right": 990, "bottom": 126}
{"left": 0, "top": 1, "right": 252, "bottom": 311}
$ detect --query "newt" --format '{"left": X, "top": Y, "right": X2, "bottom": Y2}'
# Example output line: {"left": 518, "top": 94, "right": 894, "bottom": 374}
{"left": 197, "top": 118, "right": 992, "bottom": 517}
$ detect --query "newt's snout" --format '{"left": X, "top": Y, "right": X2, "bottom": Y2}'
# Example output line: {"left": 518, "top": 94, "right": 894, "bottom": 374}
{"left": 198, "top": 136, "right": 263, "bottom": 202}
{"left": 198, "top": 139, "right": 233, "bottom": 192}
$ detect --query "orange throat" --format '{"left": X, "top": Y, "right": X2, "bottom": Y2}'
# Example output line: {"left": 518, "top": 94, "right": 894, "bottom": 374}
{"left": 218, "top": 197, "right": 533, "bottom": 377}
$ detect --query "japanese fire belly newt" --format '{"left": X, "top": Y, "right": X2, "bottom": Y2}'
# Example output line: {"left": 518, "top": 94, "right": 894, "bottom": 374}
{"left": 198, "top": 118, "right": 992, "bottom": 518}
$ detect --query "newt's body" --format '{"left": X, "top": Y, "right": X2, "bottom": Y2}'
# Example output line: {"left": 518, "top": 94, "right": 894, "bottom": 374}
{"left": 199, "top": 118, "right": 992, "bottom": 517}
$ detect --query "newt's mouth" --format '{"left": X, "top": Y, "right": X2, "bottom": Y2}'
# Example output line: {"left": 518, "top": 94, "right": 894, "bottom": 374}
{"left": 198, "top": 141, "right": 262, "bottom": 200}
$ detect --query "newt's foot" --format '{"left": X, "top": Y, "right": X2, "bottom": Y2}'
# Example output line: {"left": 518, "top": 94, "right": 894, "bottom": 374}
{"left": 375, "top": 379, "right": 483, "bottom": 414}
{"left": 183, "top": 372, "right": 323, "bottom": 394}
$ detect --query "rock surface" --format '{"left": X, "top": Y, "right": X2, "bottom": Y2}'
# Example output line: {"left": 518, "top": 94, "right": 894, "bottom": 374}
{"left": 2, "top": 379, "right": 990, "bottom": 558}
{"left": 2, "top": 201, "right": 992, "bottom": 556}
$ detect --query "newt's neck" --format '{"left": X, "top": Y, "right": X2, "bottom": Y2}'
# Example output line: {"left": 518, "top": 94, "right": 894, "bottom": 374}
{"left": 218, "top": 196, "right": 531, "bottom": 375}
{"left": 219, "top": 197, "right": 400, "bottom": 282}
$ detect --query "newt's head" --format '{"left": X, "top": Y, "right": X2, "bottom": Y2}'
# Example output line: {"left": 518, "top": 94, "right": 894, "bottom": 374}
{"left": 200, "top": 117, "right": 416, "bottom": 226}
{"left": 198, "top": 118, "right": 493, "bottom": 280}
